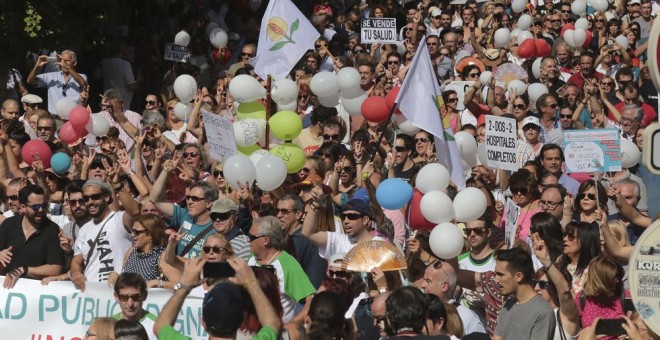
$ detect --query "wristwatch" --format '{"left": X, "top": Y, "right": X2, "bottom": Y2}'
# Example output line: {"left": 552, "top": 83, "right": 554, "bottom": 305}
{"left": 173, "top": 282, "right": 193, "bottom": 292}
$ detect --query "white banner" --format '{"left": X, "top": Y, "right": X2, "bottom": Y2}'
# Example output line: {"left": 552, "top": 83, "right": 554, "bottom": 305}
{"left": 360, "top": 18, "right": 397, "bottom": 44}
{"left": 485, "top": 115, "right": 518, "bottom": 171}
{"left": 202, "top": 111, "right": 238, "bottom": 162}
{"left": 164, "top": 43, "right": 191, "bottom": 63}
{"left": 0, "top": 276, "right": 206, "bottom": 339}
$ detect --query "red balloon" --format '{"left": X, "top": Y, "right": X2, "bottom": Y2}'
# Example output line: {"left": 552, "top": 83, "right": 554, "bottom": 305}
{"left": 534, "top": 39, "right": 552, "bottom": 57}
{"left": 213, "top": 48, "right": 232, "bottom": 64}
{"left": 59, "top": 121, "right": 84, "bottom": 145}
{"left": 21, "top": 140, "right": 52, "bottom": 168}
{"left": 69, "top": 106, "right": 91, "bottom": 128}
{"left": 560, "top": 24, "right": 575, "bottom": 39}
{"left": 518, "top": 39, "right": 537, "bottom": 59}
{"left": 582, "top": 30, "right": 593, "bottom": 48}
{"left": 406, "top": 189, "right": 436, "bottom": 231}
{"left": 385, "top": 87, "right": 403, "bottom": 115}
{"left": 361, "top": 96, "right": 390, "bottom": 123}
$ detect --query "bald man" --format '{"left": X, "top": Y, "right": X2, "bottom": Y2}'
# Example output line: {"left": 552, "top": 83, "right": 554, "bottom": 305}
{"left": 1, "top": 99, "right": 20, "bottom": 121}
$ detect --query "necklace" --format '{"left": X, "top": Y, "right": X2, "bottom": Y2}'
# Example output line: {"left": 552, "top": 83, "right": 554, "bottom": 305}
{"left": 264, "top": 250, "right": 281, "bottom": 265}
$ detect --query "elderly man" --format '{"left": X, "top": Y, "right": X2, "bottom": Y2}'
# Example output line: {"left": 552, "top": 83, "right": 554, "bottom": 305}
{"left": 27, "top": 50, "right": 87, "bottom": 113}
{"left": 613, "top": 84, "right": 657, "bottom": 128}
{"left": 539, "top": 56, "right": 566, "bottom": 93}
{"left": 228, "top": 44, "right": 256, "bottom": 76}
{"left": 539, "top": 184, "right": 570, "bottom": 225}
{"left": 247, "top": 216, "right": 315, "bottom": 323}
{"left": 618, "top": 104, "right": 644, "bottom": 141}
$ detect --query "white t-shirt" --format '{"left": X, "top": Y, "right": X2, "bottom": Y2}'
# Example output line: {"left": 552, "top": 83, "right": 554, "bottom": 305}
{"left": 73, "top": 211, "right": 133, "bottom": 282}
{"left": 318, "top": 232, "right": 386, "bottom": 260}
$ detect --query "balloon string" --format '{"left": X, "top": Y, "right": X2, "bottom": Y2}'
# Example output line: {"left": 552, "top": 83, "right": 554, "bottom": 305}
{"left": 265, "top": 75, "right": 273, "bottom": 148}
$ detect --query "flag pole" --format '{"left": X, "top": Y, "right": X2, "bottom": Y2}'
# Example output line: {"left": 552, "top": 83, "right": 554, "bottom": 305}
{"left": 264, "top": 75, "right": 273, "bottom": 148}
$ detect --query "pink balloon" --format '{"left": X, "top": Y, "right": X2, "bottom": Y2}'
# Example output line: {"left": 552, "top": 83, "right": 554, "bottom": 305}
{"left": 21, "top": 140, "right": 52, "bottom": 168}
{"left": 69, "top": 106, "right": 91, "bottom": 128}
{"left": 59, "top": 121, "right": 84, "bottom": 145}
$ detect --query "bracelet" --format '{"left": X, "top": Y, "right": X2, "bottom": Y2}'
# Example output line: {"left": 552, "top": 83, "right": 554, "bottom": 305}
{"left": 310, "top": 204, "right": 320, "bottom": 212}
{"left": 244, "top": 279, "right": 257, "bottom": 290}
{"left": 361, "top": 172, "right": 370, "bottom": 181}
{"left": 159, "top": 279, "right": 163, "bottom": 288}
{"left": 542, "top": 261, "right": 553, "bottom": 270}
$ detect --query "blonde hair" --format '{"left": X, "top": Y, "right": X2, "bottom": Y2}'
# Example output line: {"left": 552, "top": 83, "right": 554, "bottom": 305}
{"left": 583, "top": 255, "right": 624, "bottom": 299}
{"left": 90, "top": 317, "right": 116, "bottom": 340}
{"left": 607, "top": 221, "right": 631, "bottom": 247}
{"left": 204, "top": 233, "right": 235, "bottom": 258}
{"left": 442, "top": 302, "right": 464, "bottom": 338}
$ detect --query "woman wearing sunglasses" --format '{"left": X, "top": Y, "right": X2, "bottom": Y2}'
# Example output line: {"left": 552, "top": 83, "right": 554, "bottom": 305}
{"left": 502, "top": 169, "right": 541, "bottom": 241}
{"left": 570, "top": 181, "right": 608, "bottom": 224}
{"left": 560, "top": 221, "right": 601, "bottom": 296}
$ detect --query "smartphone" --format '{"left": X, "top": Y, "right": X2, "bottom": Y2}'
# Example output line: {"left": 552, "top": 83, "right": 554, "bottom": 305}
{"left": 46, "top": 56, "right": 57, "bottom": 63}
{"left": 203, "top": 262, "right": 235, "bottom": 279}
{"left": 595, "top": 318, "right": 626, "bottom": 336}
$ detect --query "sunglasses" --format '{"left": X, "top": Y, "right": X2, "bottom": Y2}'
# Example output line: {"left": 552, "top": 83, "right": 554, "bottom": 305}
{"left": 513, "top": 104, "right": 527, "bottom": 110}
{"left": 564, "top": 232, "right": 578, "bottom": 241}
{"left": 203, "top": 246, "right": 227, "bottom": 254}
{"left": 464, "top": 227, "right": 488, "bottom": 236}
{"left": 387, "top": 60, "right": 400, "bottom": 65}
{"left": 186, "top": 195, "right": 206, "bottom": 202}
{"left": 314, "top": 44, "right": 327, "bottom": 49}
{"left": 211, "top": 212, "right": 234, "bottom": 221}
{"left": 247, "top": 233, "right": 266, "bottom": 242}
{"left": 298, "top": 94, "right": 309, "bottom": 100}
{"left": 595, "top": 19, "right": 605, "bottom": 22}
{"left": 67, "top": 198, "right": 86, "bottom": 206}
{"left": 276, "top": 208, "right": 298, "bottom": 215}
{"left": 342, "top": 212, "right": 364, "bottom": 220}
{"left": 551, "top": 19, "right": 561, "bottom": 23}
{"left": 440, "top": 53, "right": 450, "bottom": 57}
{"left": 341, "top": 166, "right": 354, "bottom": 173}
{"left": 117, "top": 293, "right": 143, "bottom": 302}
{"left": 213, "top": 170, "right": 224, "bottom": 178}
{"left": 183, "top": 152, "right": 199, "bottom": 158}
{"left": 468, "top": 72, "right": 481, "bottom": 78}
{"left": 131, "top": 229, "right": 147, "bottom": 236}
{"left": 546, "top": 103, "right": 558, "bottom": 109}
{"left": 300, "top": 167, "right": 311, "bottom": 173}
{"left": 7, "top": 194, "right": 18, "bottom": 201}
{"left": 415, "top": 138, "right": 429, "bottom": 143}
{"left": 83, "top": 193, "right": 104, "bottom": 202}
{"left": 146, "top": 100, "right": 157, "bottom": 105}
{"left": 531, "top": 279, "right": 550, "bottom": 290}
{"left": 26, "top": 203, "right": 47, "bottom": 211}
{"left": 394, "top": 146, "right": 409, "bottom": 152}
{"left": 37, "top": 126, "right": 53, "bottom": 132}
{"left": 323, "top": 134, "right": 341, "bottom": 141}
{"left": 577, "top": 193, "right": 597, "bottom": 200}
{"left": 242, "top": 52, "right": 254, "bottom": 57}
{"left": 512, "top": 187, "right": 529, "bottom": 196}
{"left": 329, "top": 270, "right": 348, "bottom": 278}
{"left": 560, "top": 114, "right": 572, "bottom": 119}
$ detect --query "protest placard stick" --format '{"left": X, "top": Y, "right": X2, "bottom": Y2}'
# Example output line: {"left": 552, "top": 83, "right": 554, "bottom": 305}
{"left": 264, "top": 76, "right": 273, "bottom": 145}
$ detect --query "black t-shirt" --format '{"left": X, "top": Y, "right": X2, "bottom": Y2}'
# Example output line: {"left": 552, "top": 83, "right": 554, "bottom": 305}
{"left": 0, "top": 215, "right": 64, "bottom": 272}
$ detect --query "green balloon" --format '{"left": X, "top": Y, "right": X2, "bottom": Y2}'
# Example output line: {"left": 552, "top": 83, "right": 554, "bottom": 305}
{"left": 237, "top": 144, "right": 262, "bottom": 156}
{"left": 268, "top": 110, "right": 302, "bottom": 141}
{"left": 236, "top": 101, "right": 267, "bottom": 120}
{"left": 270, "top": 143, "right": 305, "bottom": 173}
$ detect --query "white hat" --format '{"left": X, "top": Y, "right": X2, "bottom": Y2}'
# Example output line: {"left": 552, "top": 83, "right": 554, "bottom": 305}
{"left": 522, "top": 116, "right": 541, "bottom": 129}
{"left": 21, "top": 94, "right": 43, "bottom": 105}
{"left": 629, "top": 0, "right": 641, "bottom": 4}
{"left": 431, "top": 9, "right": 442, "bottom": 17}
{"left": 329, "top": 252, "right": 346, "bottom": 269}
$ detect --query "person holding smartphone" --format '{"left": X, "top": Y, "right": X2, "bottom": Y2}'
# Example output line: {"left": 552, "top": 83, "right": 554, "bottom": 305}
{"left": 27, "top": 50, "right": 88, "bottom": 114}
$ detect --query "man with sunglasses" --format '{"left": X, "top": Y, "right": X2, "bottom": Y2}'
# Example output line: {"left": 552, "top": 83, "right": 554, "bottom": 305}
{"left": 535, "top": 93, "right": 563, "bottom": 145}
{"left": 293, "top": 106, "right": 338, "bottom": 155}
{"left": 228, "top": 44, "right": 256, "bottom": 77}
{"left": 0, "top": 184, "right": 64, "bottom": 289}
{"left": 112, "top": 273, "right": 157, "bottom": 340}
{"left": 0, "top": 177, "right": 28, "bottom": 222}
{"left": 36, "top": 115, "right": 63, "bottom": 151}
{"left": 209, "top": 198, "right": 251, "bottom": 261}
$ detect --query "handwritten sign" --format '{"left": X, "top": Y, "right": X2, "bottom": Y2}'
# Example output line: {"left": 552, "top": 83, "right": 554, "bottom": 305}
{"left": 563, "top": 129, "right": 621, "bottom": 173}
{"left": 504, "top": 198, "right": 520, "bottom": 248}
{"left": 202, "top": 111, "right": 237, "bottom": 162}
{"left": 164, "top": 43, "right": 190, "bottom": 63}
{"left": 361, "top": 18, "right": 397, "bottom": 44}
{"left": 485, "top": 115, "right": 518, "bottom": 171}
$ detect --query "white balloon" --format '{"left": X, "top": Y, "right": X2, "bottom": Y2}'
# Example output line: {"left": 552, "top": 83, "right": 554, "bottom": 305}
{"left": 494, "top": 28, "right": 511, "bottom": 48}
{"left": 615, "top": 35, "right": 629, "bottom": 50}
{"left": 507, "top": 79, "right": 528, "bottom": 96}
{"left": 420, "top": 191, "right": 455, "bottom": 223}
{"left": 517, "top": 30, "right": 534, "bottom": 45}
{"left": 575, "top": 18, "right": 590, "bottom": 30}
{"left": 256, "top": 155, "right": 287, "bottom": 191}
{"left": 477, "top": 143, "right": 488, "bottom": 165}
{"left": 310, "top": 71, "right": 339, "bottom": 97}
{"left": 572, "top": 0, "right": 587, "bottom": 15}
{"left": 528, "top": 83, "right": 549, "bottom": 103}
{"left": 91, "top": 114, "right": 110, "bottom": 136}
{"left": 223, "top": 154, "right": 257, "bottom": 189}
{"left": 173, "top": 75, "right": 197, "bottom": 103}
{"left": 336, "top": 67, "right": 362, "bottom": 93}
{"left": 318, "top": 93, "right": 340, "bottom": 107}
{"left": 591, "top": 0, "right": 609, "bottom": 12}
{"left": 511, "top": 0, "right": 527, "bottom": 13}
{"left": 85, "top": 113, "right": 95, "bottom": 133}
{"left": 341, "top": 93, "right": 367, "bottom": 116}
{"left": 205, "top": 22, "right": 219, "bottom": 37}
{"left": 416, "top": 163, "right": 450, "bottom": 194}
{"left": 454, "top": 131, "right": 478, "bottom": 165}
{"left": 453, "top": 187, "right": 488, "bottom": 222}
{"left": 532, "top": 58, "right": 542, "bottom": 78}
{"left": 517, "top": 14, "right": 533, "bottom": 30}
{"left": 209, "top": 28, "right": 229, "bottom": 49}
{"left": 620, "top": 139, "right": 641, "bottom": 168}
{"left": 233, "top": 118, "right": 266, "bottom": 146}
{"left": 278, "top": 101, "right": 297, "bottom": 111}
{"left": 573, "top": 29, "right": 587, "bottom": 47}
{"left": 564, "top": 29, "right": 576, "bottom": 47}
{"left": 480, "top": 71, "right": 493, "bottom": 86}
{"left": 271, "top": 79, "right": 299, "bottom": 105}
{"left": 174, "top": 30, "right": 191, "bottom": 47}
{"left": 229, "top": 75, "right": 266, "bottom": 103}
{"left": 249, "top": 149, "right": 272, "bottom": 166}
{"left": 429, "top": 223, "right": 465, "bottom": 259}
{"left": 174, "top": 102, "right": 192, "bottom": 121}
{"left": 398, "top": 119, "right": 420, "bottom": 135}
{"left": 509, "top": 29, "right": 522, "bottom": 40}
{"left": 55, "top": 98, "right": 77, "bottom": 119}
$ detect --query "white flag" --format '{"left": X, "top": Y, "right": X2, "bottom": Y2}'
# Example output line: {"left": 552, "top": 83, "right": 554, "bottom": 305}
{"left": 249, "top": 0, "right": 320, "bottom": 81}
{"left": 396, "top": 39, "right": 466, "bottom": 189}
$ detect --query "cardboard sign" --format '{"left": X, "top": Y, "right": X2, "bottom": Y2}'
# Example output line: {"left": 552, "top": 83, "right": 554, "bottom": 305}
{"left": 563, "top": 129, "right": 621, "bottom": 173}
{"left": 504, "top": 198, "right": 520, "bottom": 249}
{"left": 628, "top": 220, "right": 660, "bottom": 336}
{"left": 361, "top": 18, "right": 397, "bottom": 44}
{"left": 485, "top": 115, "right": 518, "bottom": 171}
{"left": 202, "top": 111, "right": 237, "bottom": 162}
{"left": 164, "top": 43, "right": 190, "bottom": 63}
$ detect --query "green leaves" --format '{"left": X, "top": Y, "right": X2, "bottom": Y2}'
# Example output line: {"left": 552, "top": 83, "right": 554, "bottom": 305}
{"left": 270, "top": 41, "right": 290, "bottom": 51}
{"left": 290, "top": 19, "right": 299, "bottom": 35}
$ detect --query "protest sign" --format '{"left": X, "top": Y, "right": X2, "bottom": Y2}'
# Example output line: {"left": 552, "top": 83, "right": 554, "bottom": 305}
{"left": 485, "top": 115, "right": 518, "bottom": 171}
{"left": 563, "top": 129, "right": 621, "bottom": 173}
{"left": 504, "top": 198, "right": 520, "bottom": 249}
{"left": 628, "top": 220, "right": 660, "bottom": 336}
{"left": 0, "top": 277, "right": 206, "bottom": 339}
{"left": 164, "top": 43, "right": 190, "bottom": 63}
{"left": 361, "top": 18, "right": 397, "bottom": 44}
{"left": 202, "top": 111, "right": 237, "bottom": 162}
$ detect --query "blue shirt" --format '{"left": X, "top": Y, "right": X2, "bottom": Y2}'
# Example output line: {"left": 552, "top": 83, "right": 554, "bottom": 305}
{"left": 169, "top": 205, "right": 213, "bottom": 258}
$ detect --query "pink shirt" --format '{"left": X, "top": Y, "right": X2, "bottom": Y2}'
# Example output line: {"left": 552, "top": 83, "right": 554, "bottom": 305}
{"left": 576, "top": 291, "right": 624, "bottom": 335}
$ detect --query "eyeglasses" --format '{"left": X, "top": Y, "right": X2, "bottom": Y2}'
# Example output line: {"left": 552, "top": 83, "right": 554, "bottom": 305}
{"left": 66, "top": 199, "right": 86, "bottom": 207}
{"left": 186, "top": 195, "right": 206, "bottom": 202}
{"left": 513, "top": 104, "right": 527, "bottom": 110}
{"left": 560, "top": 114, "right": 572, "bottom": 119}
{"left": 89, "top": 163, "right": 105, "bottom": 170}
{"left": 540, "top": 200, "right": 563, "bottom": 209}
{"left": 387, "top": 60, "right": 400, "bottom": 65}
{"left": 512, "top": 188, "right": 529, "bottom": 196}
{"left": 394, "top": 146, "right": 409, "bottom": 152}
{"left": 468, "top": 72, "right": 481, "bottom": 78}
{"left": 464, "top": 227, "right": 488, "bottom": 236}
{"left": 531, "top": 279, "right": 550, "bottom": 290}
{"left": 117, "top": 293, "right": 143, "bottom": 302}
{"left": 26, "top": 203, "right": 47, "bottom": 211}
{"left": 242, "top": 52, "right": 254, "bottom": 57}
{"left": 329, "top": 269, "right": 348, "bottom": 278}
{"left": 600, "top": 81, "right": 614, "bottom": 86}
{"left": 146, "top": 100, "right": 157, "bottom": 106}
{"left": 440, "top": 52, "right": 450, "bottom": 57}
{"left": 415, "top": 138, "right": 429, "bottom": 143}
{"left": 247, "top": 233, "right": 266, "bottom": 242}
{"left": 131, "top": 229, "right": 147, "bottom": 236}
{"left": 203, "top": 246, "right": 227, "bottom": 254}
{"left": 577, "top": 193, "right": 597, "bottom": 200}
{"left": 83, "top": 193, "right": 104, "bottom": 202}
{"left": 211, "top": 212, "right": 234, "bottom": 221}
{"left": 323, "top": 134, "right": 341, "bottom": 141}
{"left": 37, "top": 126, "right": 53, "bottom": 131}
{"left": 447, "top": 97, "right": 458, "bottom": 103}
{"left": 183, "top": 152, "right": 200, "bottom": 158}
{"left": 7, "top": 194, "right": 18, "bottom": 201}
{"left": 276, "top": 208, "right": 298, "bottom": 215}
{"left": 342, "top": 212, "right": 364, "bottom": 220}
{"left": 213, "top": 170, "right": 224, "bottom": 178}
{"left": 341, "top": 166, "right": 354, "bottom": 173}
{"left": 563, "top": 232, "right": 578, "bottom": 241}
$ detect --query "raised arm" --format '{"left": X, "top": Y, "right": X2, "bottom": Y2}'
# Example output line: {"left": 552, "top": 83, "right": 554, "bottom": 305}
{"left": 58, "top": 54, "right": 87, "bottom": 88}
{"left": 301, "top": 186, "right": 329, "bottom": 249}
{"left": 154, "top": 258, "right": 206, "bottom": 335}
{"left": 151, "top": 156, "right": 180, "bottom": 219}
{"left": 27, "top": 55, "right": 48, "bottom": 86}
{"left": 608, "top": 184, "right": 650, "bottom": 227}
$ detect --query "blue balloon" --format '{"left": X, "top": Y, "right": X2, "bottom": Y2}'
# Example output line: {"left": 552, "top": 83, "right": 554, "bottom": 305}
{"left": 376, "top": 178, "right": 413, "bottom": 210}
{"left": 51, "top": 152, "right": 71, "bottom": 175}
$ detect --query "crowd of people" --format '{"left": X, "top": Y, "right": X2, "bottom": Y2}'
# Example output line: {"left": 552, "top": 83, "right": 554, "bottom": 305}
{"left": 1, "top": 0, "right": 660, "bottom": 339}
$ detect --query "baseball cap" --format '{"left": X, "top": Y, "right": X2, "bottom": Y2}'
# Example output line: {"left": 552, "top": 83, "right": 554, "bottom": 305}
{"left": 203, "top": 282, "right": 244, "bottom": 337}
{"left": 21, "top": 94, "right": 43, "bottom": 105}
{"left": 629, "top": 0, "right": 640, "bottom": 4}
{"left": 431, "top": 9, "right": 442, "bottom": 17}
{"left": 522, "top": 116, "right": 541, "bottom": 129}
{"left": 211, "top": 198, "right": 238, "bottom": 213}
{"left": 343, "top": 198, "right": 374, "bottom": 220}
